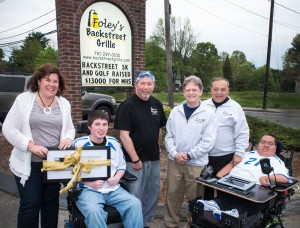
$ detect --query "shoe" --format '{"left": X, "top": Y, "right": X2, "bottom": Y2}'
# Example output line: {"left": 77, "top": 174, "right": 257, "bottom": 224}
{"left": 196, "top": 199, "right": 220, "bottom": 211}
{"left": 213, "top": 209, "right": 239, "bottom": 220}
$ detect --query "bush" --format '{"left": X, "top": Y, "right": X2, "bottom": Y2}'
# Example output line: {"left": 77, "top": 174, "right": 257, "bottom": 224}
{"left": 247, "top": 116, "right": 300, "bottom": 151}
{"left": 162, "top": 107, "right": 300, "bottom": 152}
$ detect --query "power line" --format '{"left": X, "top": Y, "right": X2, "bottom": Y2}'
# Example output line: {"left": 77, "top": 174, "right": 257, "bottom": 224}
{"left": 223, "top": 0, "right": 300, "bottom": 32}
{"left": 0, "top": 19, "right": 56, "bottom": 41}
{"left": 0, "top": 30, "right": 57, "bottom": 47}
{"left": 0, "top": 10, "right": 55, "bottom": 34}
{"left": 184, "top": 0, "right": 267, "bottom": 37}
{"left": 275, "top": 1, "right": 300, "bottom": 15}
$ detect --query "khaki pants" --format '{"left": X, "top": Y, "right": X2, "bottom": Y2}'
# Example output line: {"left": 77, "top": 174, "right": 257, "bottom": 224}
{"left": 164, "top": 159, "right": 204, "bottom": 227}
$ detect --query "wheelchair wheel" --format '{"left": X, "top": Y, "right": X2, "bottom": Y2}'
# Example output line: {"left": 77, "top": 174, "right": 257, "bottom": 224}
{"left": 64, "top": 220, "right": 76, "bottom": 228}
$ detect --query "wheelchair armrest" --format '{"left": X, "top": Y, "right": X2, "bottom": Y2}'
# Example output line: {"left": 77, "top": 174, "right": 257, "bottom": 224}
{"left": 122, "top": 171, "right": 137, "bottom": 182}
{"left": 275, "top": 178, "right": 298, "bottom": 190}
{"left": 68, "top": 183, "right": 84, "bottom": 202}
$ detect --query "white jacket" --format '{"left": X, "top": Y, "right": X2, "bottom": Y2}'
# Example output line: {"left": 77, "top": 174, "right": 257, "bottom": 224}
{"left": 2, "top": 92, "right": 75, "bottom": 185}
{"left": 165, "top": 101, "right": 217, "bottom": 166}
{"left": 202, "top": 97, "right": 249, "bottom": 157}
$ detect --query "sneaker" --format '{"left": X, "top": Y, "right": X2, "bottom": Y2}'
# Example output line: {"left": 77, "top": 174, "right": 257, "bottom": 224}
{"left": 196, "top": 199, "right": 220, "bottom": 211}
{"left": 213, "top": 209, "right": 239, "bottom": 220}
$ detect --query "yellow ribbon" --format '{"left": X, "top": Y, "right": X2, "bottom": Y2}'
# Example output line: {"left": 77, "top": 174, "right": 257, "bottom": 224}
{"left": 41, "top": 146, "right": 111, "bottom": 194}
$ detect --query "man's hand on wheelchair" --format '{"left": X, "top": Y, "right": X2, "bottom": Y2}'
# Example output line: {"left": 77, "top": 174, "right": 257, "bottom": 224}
{"left": 259, "top": 176, "right": 271, "bottom": 187}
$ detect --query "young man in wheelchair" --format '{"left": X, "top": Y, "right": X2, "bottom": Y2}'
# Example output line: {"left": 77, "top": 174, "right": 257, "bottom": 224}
{"left": 72, "top": 110, "right": 143, "bottom": 228}
{"left": 197, "top": 133, "right": 291, "bottom": 220}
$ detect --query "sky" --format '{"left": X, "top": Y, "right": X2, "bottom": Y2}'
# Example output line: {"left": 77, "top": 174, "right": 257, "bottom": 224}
{"left": 0, "top": 0, "right": 299, "bottom": 69}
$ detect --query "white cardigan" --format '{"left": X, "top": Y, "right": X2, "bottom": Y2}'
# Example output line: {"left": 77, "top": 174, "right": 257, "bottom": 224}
{"left": 2, "top": 92, "right": 75, "bottom": 185}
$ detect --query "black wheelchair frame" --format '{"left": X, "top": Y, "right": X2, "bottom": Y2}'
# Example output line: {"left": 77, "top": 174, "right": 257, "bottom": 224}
{"left": 64, "top": 172, "right": 137, "bottom": 228}
{"left": 64, "top": 120, "right": 137, "bottom": 228}
{"left": 188, "top": 141, "right": 298, "bottom": 228}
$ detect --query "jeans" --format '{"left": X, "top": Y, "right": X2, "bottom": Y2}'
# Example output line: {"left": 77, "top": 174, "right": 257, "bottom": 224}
{"left": 76, "top": 186, "right": 143, "bottom": 228}
{"left": 125, "top": 160, "right": 160, "bottom": 227}
{"left": 14, "top": 162, "right": 60, "bottom": 228}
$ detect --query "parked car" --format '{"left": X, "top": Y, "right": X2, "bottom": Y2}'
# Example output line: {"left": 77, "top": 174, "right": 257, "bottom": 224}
{"left": 0, "top": 73, "right": 118, "bottom": 123}
{"left": 81, "top": 90, "right": 118, "bottom": 122}
{"left": 0, "top": 73, "right": 31, "bottom": 123}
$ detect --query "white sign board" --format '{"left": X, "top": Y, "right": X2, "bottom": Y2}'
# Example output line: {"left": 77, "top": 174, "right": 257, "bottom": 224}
{"left": 80, "top": 2, "right": 132, "bottom": 87}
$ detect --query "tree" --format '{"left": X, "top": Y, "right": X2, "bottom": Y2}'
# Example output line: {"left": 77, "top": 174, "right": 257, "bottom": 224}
{"left": 145, "top": 41, "right": 167, "bottom": 92}
{"left": 35, "top": 47, "right": 58, "bottom": 68}
{"left": 0, "top": 48, "right": 6, "bottom": 73}
{"left": 223, "top": 55, "right": 233, "bottom": 86}
{"left": 282, "top": 33, "right": 300, "bottom": 92}
{"left": 26, "top": 31, "right": 50, "bottom": 49}
{"left": 7, "top": 32, "right": 50, "bottom": 72}
{"left": 0, "top": 48, "right": 4, "bottom": 60}
{"left": 150, "top": 17, "right": 198, "bottom": 85}
{"left": 11, "top": 40, "right": 43, "bottom": 72}
{"left": 190, "top": 42, "right": 221, "bottom": 87}
{"left": 230, "top": 50, "right": 256, "bottom": 90}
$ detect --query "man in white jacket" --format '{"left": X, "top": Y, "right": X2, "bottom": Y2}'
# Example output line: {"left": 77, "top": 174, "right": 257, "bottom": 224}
{"left": 202, "top": 77, "right": 249, "bottom": 199}
{"left": 164, "top": 75, "right": 217, "bottom": 228}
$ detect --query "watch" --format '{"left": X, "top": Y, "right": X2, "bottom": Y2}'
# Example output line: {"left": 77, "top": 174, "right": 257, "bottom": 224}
{"left": 187, "top": 153, "right": 191, "bottom": 160}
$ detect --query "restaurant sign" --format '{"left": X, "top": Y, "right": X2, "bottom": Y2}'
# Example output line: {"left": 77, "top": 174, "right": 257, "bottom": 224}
{"left": 80, "top": 2, "right": 132, "bottom": 87}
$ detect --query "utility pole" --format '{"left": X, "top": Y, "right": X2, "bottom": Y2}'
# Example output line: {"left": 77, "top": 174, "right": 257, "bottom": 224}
{"left": 263, "top": 0, "right": 275, "bottom": 110}
{"left": 164, "top": 0, "right": 174, "bottom": 108}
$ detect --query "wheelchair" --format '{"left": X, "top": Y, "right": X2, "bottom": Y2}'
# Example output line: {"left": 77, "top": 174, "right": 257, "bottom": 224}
{"left": 64, "top": 171, "right": 137, "bottom": 228}
{"left": 188, "top": 140, "right": 299, "bottom": 228}
{"left": 64, "top": 120, "right": 137, "bottom": 228}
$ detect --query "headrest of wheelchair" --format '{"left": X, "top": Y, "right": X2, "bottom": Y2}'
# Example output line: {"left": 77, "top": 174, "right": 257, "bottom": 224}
{"left": 77, "top": 120, "right": 90, "bottom": 134}
{"left": 276, "top": 141, "right": 286, "bottom": 154}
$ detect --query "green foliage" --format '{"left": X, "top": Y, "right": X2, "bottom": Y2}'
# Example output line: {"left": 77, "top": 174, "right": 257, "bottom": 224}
{"left": 223, "top": 55, "right": 233, "bottom": 85}
{"left": 0, "top": 48, "right": 4, "bottom": 60}
{"left": 162, "top": 105, "right": 172, "bottom": 140}
{"left": 247, "top": 116, "right": 300, "bottom": 151}
{"left": 282, "top": 33, "right": 300, "bottom": 92}
{"left": 26, "top": 31, "right": 50, "bottom": 49}
{"left": 6, "top": 31, "right": 51, "bottom": 73}
{"left": 190, "top": 42, "right": 221, "bottom": 86}
{"left": 0, "top": 48, "right": 6, "bottom": 73}
{"left": 150, "top": 91, "right": 300, "bottom": 109}
{"left": 34, "top": 47, "right": 58, "bottom": 68}
{"left": 11, "top": 40, "right": 43, "bottom": 72}
{"left": 146, "top": 41, "right": 167, "bottom": 92}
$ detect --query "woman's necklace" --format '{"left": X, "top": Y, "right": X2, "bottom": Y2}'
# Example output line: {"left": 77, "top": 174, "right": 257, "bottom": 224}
{"left": 38, "top": 92, "right": 55, "bottom": 115}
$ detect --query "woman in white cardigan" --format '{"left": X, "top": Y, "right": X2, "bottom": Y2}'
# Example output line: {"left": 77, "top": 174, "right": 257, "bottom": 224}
{"left": 2, "top": 64, "right": 75, "bottom": 228}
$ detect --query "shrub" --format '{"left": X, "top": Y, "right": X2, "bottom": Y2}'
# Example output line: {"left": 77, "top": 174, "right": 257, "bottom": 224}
{"left": 247, "top": 116, "right": 300, "bottom": 151}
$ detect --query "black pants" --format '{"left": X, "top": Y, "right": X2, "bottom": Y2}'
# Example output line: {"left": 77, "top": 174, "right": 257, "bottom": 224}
{"left": 14, "top": 162, "right": 60, "bottom": 228}
{"left": 204, "top": 153, "right": 234, "bottom": 200}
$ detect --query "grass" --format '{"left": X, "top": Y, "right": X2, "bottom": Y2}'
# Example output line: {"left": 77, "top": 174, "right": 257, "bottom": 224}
{"left": 152, "top": 91, "right": 300, "bottom": 109}
{"left": 105, "top": 90, "right": 300, "bottom": 109}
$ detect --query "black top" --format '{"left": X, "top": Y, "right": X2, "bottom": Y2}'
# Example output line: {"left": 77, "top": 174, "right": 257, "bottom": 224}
{"left": 114, "top": 94, "right": 167, "bottom": 162}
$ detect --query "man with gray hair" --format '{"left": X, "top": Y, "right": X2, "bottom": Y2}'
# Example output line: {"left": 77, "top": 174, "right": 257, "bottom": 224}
{"left": 202, "top": 77, "right": 249, "bottom": 199}
{"left": 114, "top": 71, "right": 167, "bottom": 227}
{"left": 164, "top": 75, "right": 217, "bottom": 227}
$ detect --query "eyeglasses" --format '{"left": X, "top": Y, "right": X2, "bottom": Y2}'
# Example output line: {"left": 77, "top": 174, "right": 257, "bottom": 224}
{"left": 259, "top": 141, "right": 276, "bottom": 146}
